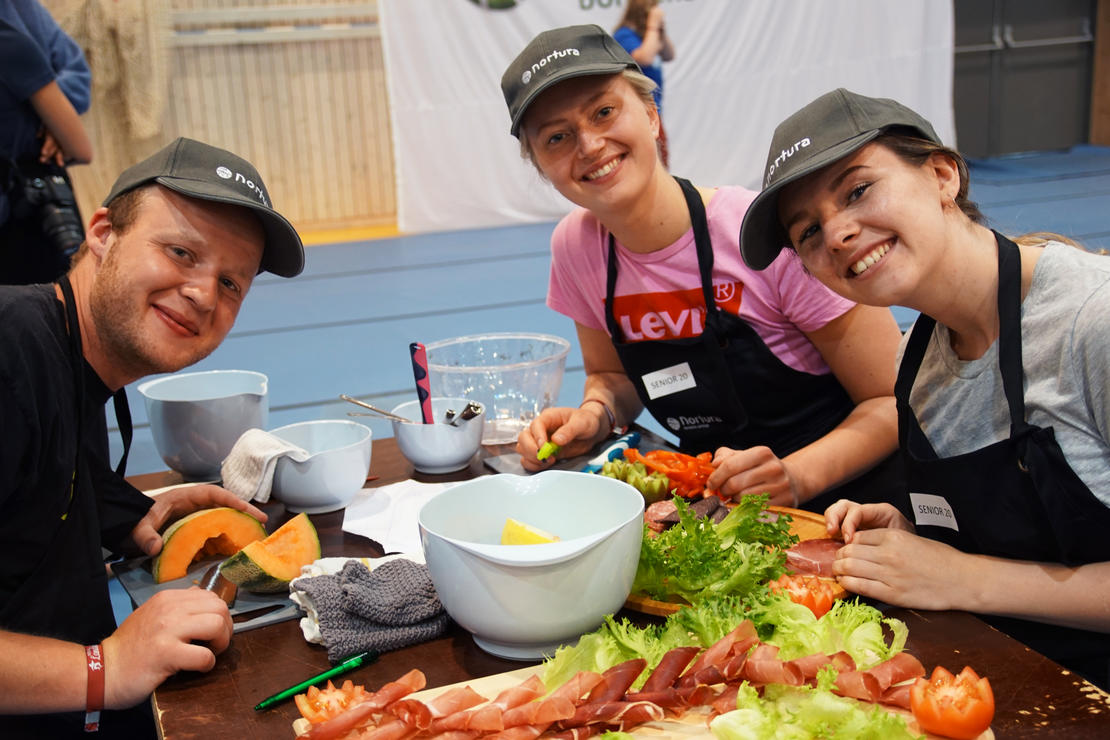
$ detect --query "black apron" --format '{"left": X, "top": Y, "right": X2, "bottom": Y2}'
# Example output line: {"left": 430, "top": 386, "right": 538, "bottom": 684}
{"left": 604, "top": 178, "right": 902, "bottom": 510}
{"left": 896, "top": 231, "right": 1110, "bottom": 688}
{"left": 0, "top": 277, "right": 152, "bottom": 738}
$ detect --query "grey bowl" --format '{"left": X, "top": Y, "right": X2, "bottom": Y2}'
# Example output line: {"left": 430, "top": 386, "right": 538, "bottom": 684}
{"left": 137, "top": 370, "right": 268, "bottom": 480}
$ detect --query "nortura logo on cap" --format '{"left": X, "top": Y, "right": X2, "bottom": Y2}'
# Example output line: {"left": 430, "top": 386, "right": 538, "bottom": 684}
{"left": 521, "top": 47, "right": 581, "bottom": 85}
{"left": 216, "top": 165, "right": 268, "bottom": 205}
{"left": 764, "top": 137, "right": 812, "bottom": 187}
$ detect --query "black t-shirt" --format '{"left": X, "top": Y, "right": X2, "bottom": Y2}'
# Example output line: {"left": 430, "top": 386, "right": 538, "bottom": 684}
{"left": 0, "top": 283, "right": 156, "bottom": 737}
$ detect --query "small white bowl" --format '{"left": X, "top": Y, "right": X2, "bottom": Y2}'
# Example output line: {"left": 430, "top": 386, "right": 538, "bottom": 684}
{"left": 137, "top": 369, "right": 268, "bottom": 480}
{"left": 269, "top": 420, "right": 372, "bottom": 514}
{"left": 419, "top": 470, "right": 644, "bottom": 660}
{"left": 391, "top": 398, "right": 484, "bottom": 474}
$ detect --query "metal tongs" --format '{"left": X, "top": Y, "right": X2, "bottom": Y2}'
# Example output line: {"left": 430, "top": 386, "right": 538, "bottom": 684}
{"left": 444, "top": 401, "right": 483, "bottom": 426}
{"left": 340, "top": 394, "right": 415, "bottom": 424}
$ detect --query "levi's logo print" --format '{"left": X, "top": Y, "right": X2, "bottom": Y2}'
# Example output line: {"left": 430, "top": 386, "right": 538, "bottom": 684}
{"left": 611, "top": 282, "right": 743, "bottom": 342}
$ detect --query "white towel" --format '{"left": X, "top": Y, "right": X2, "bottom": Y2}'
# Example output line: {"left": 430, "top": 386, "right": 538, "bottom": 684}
{"left": 219, "top": 428, "right": 311, "bottom": 503}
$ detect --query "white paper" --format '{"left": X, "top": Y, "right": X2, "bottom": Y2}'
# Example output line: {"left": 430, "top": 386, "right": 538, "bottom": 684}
{"left": 341, "top": 480, "right": 459, "bottom": 554}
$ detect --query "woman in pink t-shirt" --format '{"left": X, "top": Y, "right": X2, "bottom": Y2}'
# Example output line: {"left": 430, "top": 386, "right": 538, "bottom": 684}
{"left": 499, "top": 25, "right": 904, "bottom": 510}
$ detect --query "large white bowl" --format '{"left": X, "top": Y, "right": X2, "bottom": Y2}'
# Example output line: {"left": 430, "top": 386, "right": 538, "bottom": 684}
{"left": 425, "top": 333, "right": 570, "bottom": 445}
{"left": 269, "top": 420, "right": 373, "bottom": 514}
{"left": 419, "top": 471, "right": 644, "bottom": 660}
{"left": 392, "top": 397, "right": 485, "bottom": 474}
{"left": 137, "top": 369, "right": 268, "bottom": 480}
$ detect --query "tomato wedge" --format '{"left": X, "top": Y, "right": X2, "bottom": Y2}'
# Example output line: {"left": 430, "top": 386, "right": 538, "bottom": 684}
{"left": 910, "top": 665, "right": 995, "bottom": 739}
{"left": 623, "top": 448, "right": 720, "bottom": 499}
{"left": 768, "top": 573, "right": 837, "bottom": 618}
{"left": 294, "top": 679, "right": 372, "bottom": 724}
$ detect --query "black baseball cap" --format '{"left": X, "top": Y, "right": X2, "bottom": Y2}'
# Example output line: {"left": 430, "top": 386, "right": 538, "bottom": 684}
{"left": 103, "top": 137, "right": 305, "bottom": 277}
{"left": 739, "top": 88, "right": 941, "bottom": 270}
{"left": 501, "top": 24, "right": 640, "bottom": 138}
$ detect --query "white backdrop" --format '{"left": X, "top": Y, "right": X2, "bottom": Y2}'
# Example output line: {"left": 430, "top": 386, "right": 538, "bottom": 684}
{"left": 379, "top": 0, "right": 954, "bottom": 234}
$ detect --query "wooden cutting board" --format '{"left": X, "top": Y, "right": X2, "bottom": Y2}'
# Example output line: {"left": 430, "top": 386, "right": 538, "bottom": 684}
{"left": 379, "top": 665, "right": 994, "bottom": 740}
{"left": 624, "top": 506, "right": 846, "bottom": 616}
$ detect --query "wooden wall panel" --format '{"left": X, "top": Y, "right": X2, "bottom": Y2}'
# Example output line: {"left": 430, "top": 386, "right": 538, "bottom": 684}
{"left": 49, "top": 0, "right": 395, "bottom": 234}
{"left": 1092, "top": 0, "right": 1110, "bottom": 145}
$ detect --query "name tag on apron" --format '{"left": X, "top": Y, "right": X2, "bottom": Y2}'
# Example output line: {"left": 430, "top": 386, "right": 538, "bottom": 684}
{"left": 909, "top": 492, "right": 960, "bottom": 531}
{"left": 642, "top": 362, "right": 696, "bottom": 400}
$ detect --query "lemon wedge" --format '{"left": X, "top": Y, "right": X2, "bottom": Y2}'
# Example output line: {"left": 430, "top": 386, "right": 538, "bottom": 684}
{"left": 500, "top": 517, "right": 560, "bottom": 545}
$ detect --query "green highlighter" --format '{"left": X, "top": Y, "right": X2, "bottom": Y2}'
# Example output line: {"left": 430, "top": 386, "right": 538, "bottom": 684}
{"left": 253, "top": 650, "right": 379, "bottom": 711}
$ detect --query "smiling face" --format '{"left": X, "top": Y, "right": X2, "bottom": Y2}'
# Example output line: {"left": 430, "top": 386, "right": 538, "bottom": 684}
{"left": 776, "top": 141, "right": 962, "bottom": 308}
{"left": 522, "top": 73, "right": 661, "bottom": 217}
{"left": 86, "top": 185, "right": 264, "bottom": 383}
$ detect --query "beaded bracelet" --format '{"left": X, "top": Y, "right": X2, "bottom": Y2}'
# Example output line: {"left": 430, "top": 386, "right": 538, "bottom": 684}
{"left": 579, "top": 398, "right": 617, "bottom": 431}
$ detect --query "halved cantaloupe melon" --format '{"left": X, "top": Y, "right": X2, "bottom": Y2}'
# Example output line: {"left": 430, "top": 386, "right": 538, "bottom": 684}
{"left": 152, "top": 507, "right": 267, "bottom": 583}
{"left": 219, "top": 512, "right": 321, "bottom": 593}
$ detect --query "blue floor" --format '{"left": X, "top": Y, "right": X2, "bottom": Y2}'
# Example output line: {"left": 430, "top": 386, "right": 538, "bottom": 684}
{"left": 110, "top": 144, "right": 1110, "bottom": 477}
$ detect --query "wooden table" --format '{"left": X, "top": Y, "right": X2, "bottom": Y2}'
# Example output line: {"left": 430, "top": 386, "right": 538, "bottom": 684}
{"left": 134, "top": 438, "right": 1110, "bottom": 739}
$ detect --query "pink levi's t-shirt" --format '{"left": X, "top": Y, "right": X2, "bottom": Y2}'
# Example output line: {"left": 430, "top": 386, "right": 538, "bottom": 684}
{"left": 545, "top": 186, "right": 855, "bottom": 375}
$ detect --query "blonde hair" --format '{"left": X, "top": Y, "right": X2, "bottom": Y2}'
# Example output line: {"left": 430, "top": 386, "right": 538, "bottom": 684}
{"left": 518, "top": 69, "right": 658, "bottom": 172}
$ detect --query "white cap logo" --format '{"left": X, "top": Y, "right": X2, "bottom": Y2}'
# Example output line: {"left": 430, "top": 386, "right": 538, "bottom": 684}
{"left": 666, "top": 417, "right": 681, "bottom": 431}
{"left": 521, "top": 69, "right": 532, "bottom": 85}
{"left": 216, "top": 166, "right": 233, "bottom": 179}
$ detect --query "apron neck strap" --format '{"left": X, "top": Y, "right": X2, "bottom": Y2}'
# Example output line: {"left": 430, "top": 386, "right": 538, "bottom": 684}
{"left": 994, "top": 230, "right": 1029, "bottom": 432}
{"left": 56, "top": 275, "right": 132, "bottom": 478}
{"left": 604, "top": 176, "right": 717, "bottom": 338}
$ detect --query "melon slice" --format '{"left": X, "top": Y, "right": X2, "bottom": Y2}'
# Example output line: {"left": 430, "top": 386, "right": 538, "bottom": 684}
{"left": 219, "top": 512, "right": 321, "bottom": 593}
{"left": 152, "top": 507, "right": 267, "bottom": 583}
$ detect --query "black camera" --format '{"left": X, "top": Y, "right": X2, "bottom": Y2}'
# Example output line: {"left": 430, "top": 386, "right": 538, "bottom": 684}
{"left": 16, "top": 171, "right": 85, "bottom": 260}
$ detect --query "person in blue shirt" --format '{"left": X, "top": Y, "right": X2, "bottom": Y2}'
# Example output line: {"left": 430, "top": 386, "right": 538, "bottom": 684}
{"left": 613, "top": 0, "right": 675, "bottom": 166}
{"left": 0, "top": 0, "right": 93, "bottom": 285}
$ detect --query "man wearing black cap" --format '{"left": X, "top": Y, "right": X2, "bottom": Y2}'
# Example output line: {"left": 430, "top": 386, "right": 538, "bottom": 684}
{"left": 0, "top": 138, "right": 304, "bottom": 738}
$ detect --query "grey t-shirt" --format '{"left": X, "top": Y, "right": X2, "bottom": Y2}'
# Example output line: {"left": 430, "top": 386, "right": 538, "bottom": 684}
{"left": 900, "top": 242, "right": 1110, "bottom": 506}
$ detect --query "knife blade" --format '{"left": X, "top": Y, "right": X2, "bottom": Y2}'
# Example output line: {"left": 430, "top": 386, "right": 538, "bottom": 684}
{"left": 200, "top": 563, "right": 238, "bottom": 607}
{"left": 580, "top": 431, "right": 641, "bottom": 473}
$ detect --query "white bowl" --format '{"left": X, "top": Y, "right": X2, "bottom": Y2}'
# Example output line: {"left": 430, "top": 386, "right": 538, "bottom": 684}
{"left": 419, "top": 471, "right": 644, "bottom": 660}
{"left": 425, "top": 333, "right": 570, "bottom": 445}
{"left": 137, "top": 370, "right": 268, "bottom": 480}
{"left": 391, "top": 398, "right": 485, "bottom": 474}
{"left": 269, "top": 420, "right": 373, "bottom": 514}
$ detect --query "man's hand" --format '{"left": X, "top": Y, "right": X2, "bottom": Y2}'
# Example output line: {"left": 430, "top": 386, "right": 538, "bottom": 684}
{"left": 101, "top": 588, "right": 233, "bottom": 709}
{"left": 131, "top": 484, "right": 268, "bottom": 557}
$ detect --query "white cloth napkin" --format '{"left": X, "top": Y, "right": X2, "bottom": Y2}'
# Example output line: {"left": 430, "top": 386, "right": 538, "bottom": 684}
{"left": 219, "top": 428, "right": 311, "bottom": 503}
{"left": 340, "top": 480, "right": 457, "bottom": 554}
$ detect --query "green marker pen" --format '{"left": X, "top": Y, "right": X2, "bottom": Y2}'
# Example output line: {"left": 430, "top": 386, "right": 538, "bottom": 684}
{"left": 253, "top": 650, "right": 379, "bottom": 711}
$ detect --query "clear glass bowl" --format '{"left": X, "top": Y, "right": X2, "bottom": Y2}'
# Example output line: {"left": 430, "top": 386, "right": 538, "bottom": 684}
{"left": 424, "top": 333, "right": 571, "bottom": 445}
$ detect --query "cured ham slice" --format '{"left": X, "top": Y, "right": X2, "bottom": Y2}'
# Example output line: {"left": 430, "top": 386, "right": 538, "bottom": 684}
{"left": 833, "top": 669, "right": 882, "bottom": 702}
{"left": 389, "top": 686, "right": 487, "bottom": 731}
{"left": 676, "top": 621, "right": 757, "bottom": 688}
{"left": 879, "top": 682, "right": 913, "bottom": 709}
{"left": 867, "top": 651, "right": 925, "bottom": 691}
{"left": 785, "top": 538, "right": 842, "bottom": 577}
{"left": 639, "top": 646, "right": 700, "bottom": 693}
{"left": 546, "top": 727, "right": 601, "bottom": 740}
{"left": 429, "top": 675, "right": 547, "bottom": 734}
{"left": 300, "top": 669, "right": 426, "bottom": 740}
{"left": 499, "top": 695, "right": 576, "bottom": 728}
{"left": 557, "top": 700, "right": 665, "bottom": 730}
{"left": 547, "top": 671, "right": 603, "bottom": 704}
{"left": 741, "top": 644, "right": 804, "bottom": 687}
{"left": 584, "top": 659, "right": 646, "bottom": 703}
{"left": 483, "top": 723, "right": 551, "bottom": 740}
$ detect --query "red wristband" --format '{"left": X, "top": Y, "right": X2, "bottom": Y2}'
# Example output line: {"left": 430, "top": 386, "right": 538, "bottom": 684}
{"left": 84, "top": 644, "right": 104, "bottom": 732}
